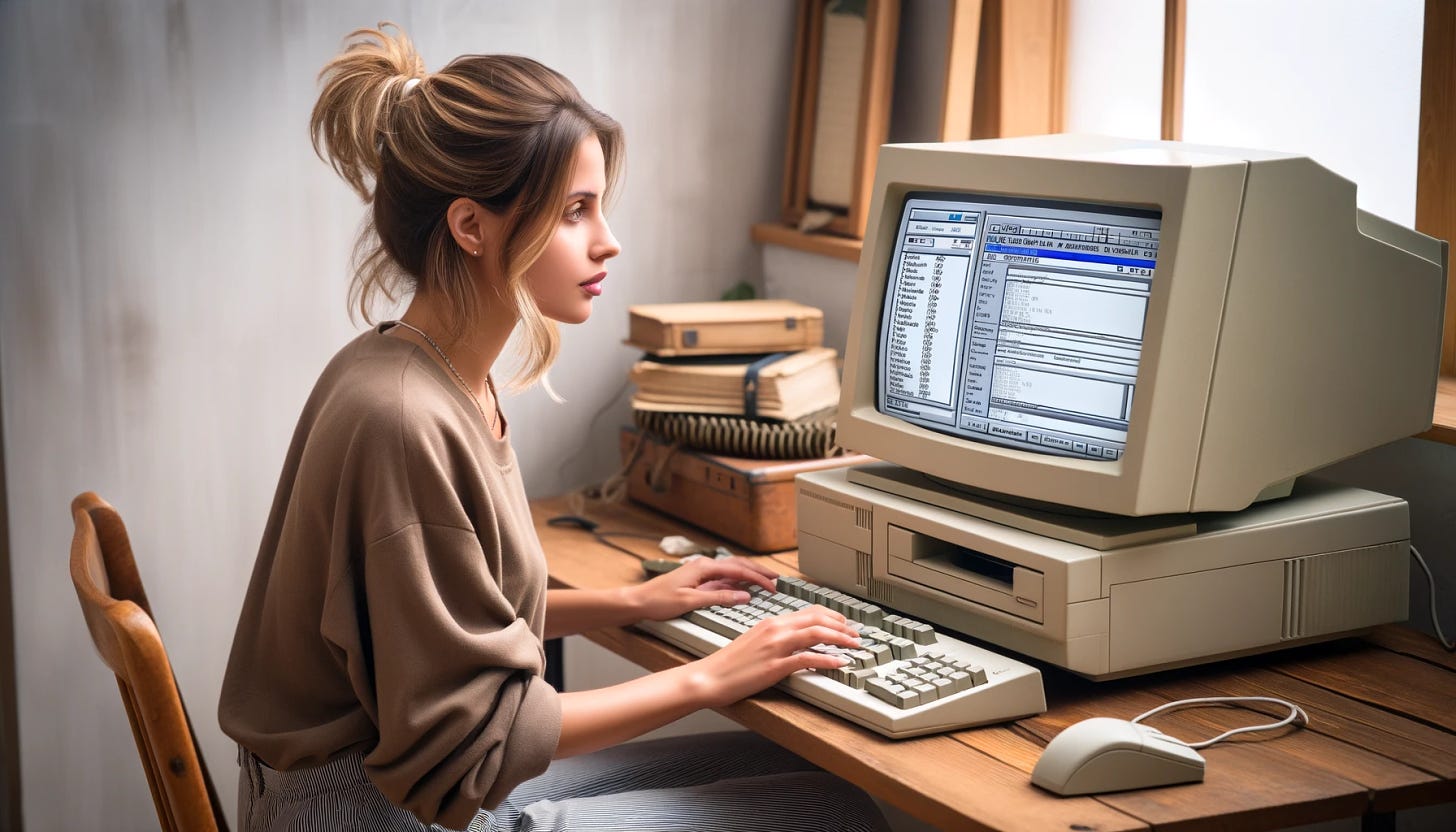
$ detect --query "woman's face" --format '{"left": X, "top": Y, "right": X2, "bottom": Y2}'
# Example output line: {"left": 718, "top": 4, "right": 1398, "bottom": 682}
{"left": 525, "top": 134, "right": 621, "bottom": 325}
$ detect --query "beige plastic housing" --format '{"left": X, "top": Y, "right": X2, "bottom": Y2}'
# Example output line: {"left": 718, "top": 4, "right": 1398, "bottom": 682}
{"left": 836, "top": 135, "right": 1448, "bottom": 515}
{"left": 797, "top": 467, "right": 1410, "bottom": 679}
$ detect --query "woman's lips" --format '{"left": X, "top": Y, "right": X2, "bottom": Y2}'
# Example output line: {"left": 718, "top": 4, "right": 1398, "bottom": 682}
{"left": 581, "top": 272, "right": 606, "bottom": 296}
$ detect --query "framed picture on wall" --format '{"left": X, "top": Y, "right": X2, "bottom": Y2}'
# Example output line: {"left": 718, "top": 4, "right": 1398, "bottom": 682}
{"left": 780, "top": 0, "right": 900, "bottom": 239}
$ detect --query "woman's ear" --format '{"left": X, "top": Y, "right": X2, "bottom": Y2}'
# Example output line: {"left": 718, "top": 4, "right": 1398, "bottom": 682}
{"left": 445, "top": 197, "right": 500, "bottom": 258}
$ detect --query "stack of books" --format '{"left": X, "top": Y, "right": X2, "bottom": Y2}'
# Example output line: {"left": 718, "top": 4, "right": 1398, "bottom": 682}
{"left": 625, "top": 300, "right": 840, "bottom": 424}
{"left": 630, "top": 348, "right": 840, "bottom": 422}
{"left": 615, "top": 299, "right": 865, "bottom": 552}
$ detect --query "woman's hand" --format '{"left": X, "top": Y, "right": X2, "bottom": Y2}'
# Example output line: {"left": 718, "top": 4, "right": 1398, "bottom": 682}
{"left": 689, "top": 606, "right": 862, "bottom": 708}
{"left": 556, "top": 604, "right": 860, "bottom": 756}
{"left": 628, "top": 556, "right": 779, "bottom": 622}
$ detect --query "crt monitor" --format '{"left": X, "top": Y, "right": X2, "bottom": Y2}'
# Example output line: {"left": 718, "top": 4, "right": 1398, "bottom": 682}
{"left": 836, "top": 135, "right": 1448, "bottom": 516}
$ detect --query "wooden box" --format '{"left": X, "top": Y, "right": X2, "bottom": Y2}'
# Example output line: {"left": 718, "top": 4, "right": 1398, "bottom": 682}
{"left": 620, "top": 428, "right": 870, "bottom": 553}
{"left": 625, "top": 299, "right": 824, "bottom": 357}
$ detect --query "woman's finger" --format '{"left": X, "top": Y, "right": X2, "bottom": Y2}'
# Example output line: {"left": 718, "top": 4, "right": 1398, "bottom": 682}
{"left": 718, "top": 556, "right": 779, "bottom": 582}
{"left": 781, "top": 604, "right": 851, "bottom": 630}
{"left": 696, "top": 588, "right": 752, "bottom": 607}
{"left": 784, "top": 650, "right": 855, "bottom": 673}
{"left": 685, "top": 560, "right": 777, "bottom": 592}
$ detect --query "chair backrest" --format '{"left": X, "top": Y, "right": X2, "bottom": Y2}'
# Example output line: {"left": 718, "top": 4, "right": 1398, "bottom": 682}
{"left": 69, "top": 492, "right": 228, "bottom": 832}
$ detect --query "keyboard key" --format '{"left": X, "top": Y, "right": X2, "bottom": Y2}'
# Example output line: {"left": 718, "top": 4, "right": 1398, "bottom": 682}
{"left": 883, "top": 614, "right": 905, "bottom": 637}
{"left": 863, "top": 677, "right": 892, "bottom": 695}
{"left": 888, "top": 637, "right": 917, "bottom": 660}
{"left": 816, "top": 666, "right": 855, "bottom": 686}
{"left": 865, "top": 643, "right": 893, "bottom": 665}
{"left": 910, "top": 623, "right": 938, "bottom": 645}
{"left": 866, "top": 678, "right": 912, "bottom": 709}
{"left": 859, "top": 604, "right": 885, "bottom": 628}
{"left": 692, "top": 612, "right": 749, "bottom": 639}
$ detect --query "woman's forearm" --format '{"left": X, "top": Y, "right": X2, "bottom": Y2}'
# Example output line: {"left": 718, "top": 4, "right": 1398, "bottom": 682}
{"left": 555, "top": 663, "right": 710, "bottom": 757}
{"left": 552, "top": 607, "right": 861, "bottom": 758}
{"left": 544, "top": 587, "right": 643, "bottom": 640}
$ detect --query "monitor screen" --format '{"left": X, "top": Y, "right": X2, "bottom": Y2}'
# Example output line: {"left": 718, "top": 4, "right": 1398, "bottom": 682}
{"left": 876, "top": 192, "right": 1162, "bottom": 464}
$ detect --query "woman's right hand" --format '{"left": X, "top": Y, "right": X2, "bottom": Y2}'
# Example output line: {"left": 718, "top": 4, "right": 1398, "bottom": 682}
{"left": 689, "top": 606, "right": 862, "bottom": 708}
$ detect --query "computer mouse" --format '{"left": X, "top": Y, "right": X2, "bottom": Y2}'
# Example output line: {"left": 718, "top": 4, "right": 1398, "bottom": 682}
{"left": 1031, "top": 717, "right": 1205, "bottom": 795}
{"left": 642, "top": 558, "right": 684, "bottom": 577}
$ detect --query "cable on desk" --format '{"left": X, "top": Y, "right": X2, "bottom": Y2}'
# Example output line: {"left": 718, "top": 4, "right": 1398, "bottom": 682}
{"left": 546, "top": 514, "right": 661, "bottom": 560}
{"left": 1411, "top": 544, "right": 1455, "bottom": 651}
{"left": 1132, "top": 696, "right": 1309, "bottom": 749}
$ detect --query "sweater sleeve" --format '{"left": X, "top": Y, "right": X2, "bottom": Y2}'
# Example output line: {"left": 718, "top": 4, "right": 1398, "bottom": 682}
{"left": 321, "top": 521, "right": 562, "bottom": 828}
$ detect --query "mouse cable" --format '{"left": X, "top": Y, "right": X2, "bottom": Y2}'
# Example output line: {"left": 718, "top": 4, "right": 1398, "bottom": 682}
{"left": 546, "top": 514, "right": 660, "bottom": 560}
{"left": 1131, "top": 696, "right": 1309, "bottom": 750}
{"left": 1410, "top": 545, "right": 1455, "bottom": 651}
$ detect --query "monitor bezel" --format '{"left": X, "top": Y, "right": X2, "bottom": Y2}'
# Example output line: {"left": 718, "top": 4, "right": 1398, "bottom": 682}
{"left": 837, "top": 140, "right": 1249, "bottom": 515}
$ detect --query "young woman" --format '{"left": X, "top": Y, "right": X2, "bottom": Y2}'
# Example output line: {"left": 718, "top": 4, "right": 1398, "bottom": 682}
{"left": 219, "top": 24, "right": 890, "bottom": 832}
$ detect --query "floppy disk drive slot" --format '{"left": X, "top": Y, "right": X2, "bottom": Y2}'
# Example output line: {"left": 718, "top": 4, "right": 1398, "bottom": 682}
{"left": 887, "top": 524, "right": 1045, "bottom": 624}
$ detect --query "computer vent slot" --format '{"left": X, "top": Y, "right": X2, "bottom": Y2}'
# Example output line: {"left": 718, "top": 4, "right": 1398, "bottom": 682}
{"left": 855, "top": 550, "right": 895, "bottom": 604}
{"left": 855, "top": 506, "right": 872, "bottom": 530}
{"left": 803, "top": 490, "right": 855, "bottom": 512}
{"left": 1283, "top": 559, "right": 1305, "bottom": 639}
{"left": 1282, "top": 544, "right": 1407, "bottom": 640}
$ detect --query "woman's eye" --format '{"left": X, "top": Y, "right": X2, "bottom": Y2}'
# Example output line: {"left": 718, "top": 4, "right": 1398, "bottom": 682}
{"left": 566, "top": 205, "right": 586, "bottom": 222}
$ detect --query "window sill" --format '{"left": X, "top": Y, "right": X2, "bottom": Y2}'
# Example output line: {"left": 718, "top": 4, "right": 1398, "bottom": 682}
{"left": 1418, "top": 375, "right": 1456, "bottom": 446}
{"left": 750, "top": 224, "right": 1456, "bottom": 448}
{"left": 751, "top": 222, "right": 863, "bottom": 263}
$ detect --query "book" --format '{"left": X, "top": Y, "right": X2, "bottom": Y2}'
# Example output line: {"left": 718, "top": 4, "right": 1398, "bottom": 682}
{"left": 629, "top": 347, "right": 840, "bottom": 422}
{"left": 625, "top": 299, "right": 824, "bottom": 356}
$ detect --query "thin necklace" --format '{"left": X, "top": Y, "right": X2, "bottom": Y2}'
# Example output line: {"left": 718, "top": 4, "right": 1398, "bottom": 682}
{"left": 392, "top": 320, "right": 499, "bottom": 433}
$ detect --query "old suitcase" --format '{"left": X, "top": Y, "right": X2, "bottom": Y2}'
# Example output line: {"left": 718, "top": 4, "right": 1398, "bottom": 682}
{"left": 619, "top": 427, "right": 870, "bottom": 553}
{"left": 625, "top": 299, "right": 824, "bottom": 357}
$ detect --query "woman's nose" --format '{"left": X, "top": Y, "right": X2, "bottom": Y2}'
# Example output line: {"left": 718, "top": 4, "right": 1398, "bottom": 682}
{"left": 594, "top": 219, "right": 622, "bottom": 261}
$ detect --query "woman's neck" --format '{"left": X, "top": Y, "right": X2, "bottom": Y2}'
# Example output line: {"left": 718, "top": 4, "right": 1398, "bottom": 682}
{"left": 394, "top": 293, "right": 516, "bottom": 399}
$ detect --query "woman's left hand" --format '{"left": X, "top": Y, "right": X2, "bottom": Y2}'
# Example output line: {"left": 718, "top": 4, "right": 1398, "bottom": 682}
{"left": 629, "top": 556, "right": 779, "bottom": 622}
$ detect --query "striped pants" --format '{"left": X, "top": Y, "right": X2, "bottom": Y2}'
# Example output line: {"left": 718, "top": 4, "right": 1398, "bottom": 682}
{"left": 238, "top": 732, "right": 892, "bottom": 832}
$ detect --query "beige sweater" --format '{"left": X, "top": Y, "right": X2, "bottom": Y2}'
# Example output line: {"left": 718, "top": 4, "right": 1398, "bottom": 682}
{"left": 219, "top": 326, "right": 560, "bottom": 828}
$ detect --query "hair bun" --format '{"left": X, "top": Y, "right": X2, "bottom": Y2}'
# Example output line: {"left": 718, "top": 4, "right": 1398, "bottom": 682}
{"left": 309, "top": 22, "right": 426, "bottom": 201}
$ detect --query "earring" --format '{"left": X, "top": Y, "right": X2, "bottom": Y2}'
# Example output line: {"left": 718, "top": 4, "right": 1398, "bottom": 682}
{"left": 472, "top": 249, "right": 480, "bottom": 257}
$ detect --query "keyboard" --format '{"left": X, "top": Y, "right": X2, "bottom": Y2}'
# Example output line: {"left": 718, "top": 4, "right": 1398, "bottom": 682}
{"left": 634, "top": 576, "right": 1047, "bottom": 738}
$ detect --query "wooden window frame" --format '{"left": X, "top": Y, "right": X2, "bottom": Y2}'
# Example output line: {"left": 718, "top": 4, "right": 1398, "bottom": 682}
{"left": 780, "top": 0, "right": 901, "bottom": 239}
{"left": 939, "top": 0, "right": 1066, "bottom": 141}
{"left": 1162, "top": 0, "right": 1185, "bottom": 141}
{"left": 1417, "top": 0, "right": 1455, "bottom": 443}
{"left": 757, "top": 0, "right": 1067, "bottom": 251}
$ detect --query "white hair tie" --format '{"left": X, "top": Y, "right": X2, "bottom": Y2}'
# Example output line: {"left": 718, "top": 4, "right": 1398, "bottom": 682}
{"left": 402, "top": 77, "right": 421, "bottom": 95}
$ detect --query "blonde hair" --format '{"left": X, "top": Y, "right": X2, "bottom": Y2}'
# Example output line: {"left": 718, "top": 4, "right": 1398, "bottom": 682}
{"left": 309, "top": 23, "right": 623, "bottom": 389}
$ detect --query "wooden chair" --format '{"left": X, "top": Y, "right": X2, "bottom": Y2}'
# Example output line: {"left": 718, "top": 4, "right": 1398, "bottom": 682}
{"left": 69, "top": 492, "right": 229, "bottom": 832}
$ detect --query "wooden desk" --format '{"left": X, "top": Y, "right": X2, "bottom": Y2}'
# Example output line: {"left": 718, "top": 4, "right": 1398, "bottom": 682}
{"left": 533, "top": 496, "right": 1456, "bottom": 832}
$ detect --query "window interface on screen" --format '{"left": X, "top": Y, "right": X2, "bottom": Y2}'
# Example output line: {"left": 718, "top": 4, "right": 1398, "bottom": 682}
{"left": 877, "top": 192, "right": 1161, "bottom": 462}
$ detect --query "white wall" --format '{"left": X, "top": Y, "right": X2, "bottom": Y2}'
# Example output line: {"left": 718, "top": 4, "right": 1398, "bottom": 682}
{"left": 0, "top": 2, "right": 796, "bottom": 829}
